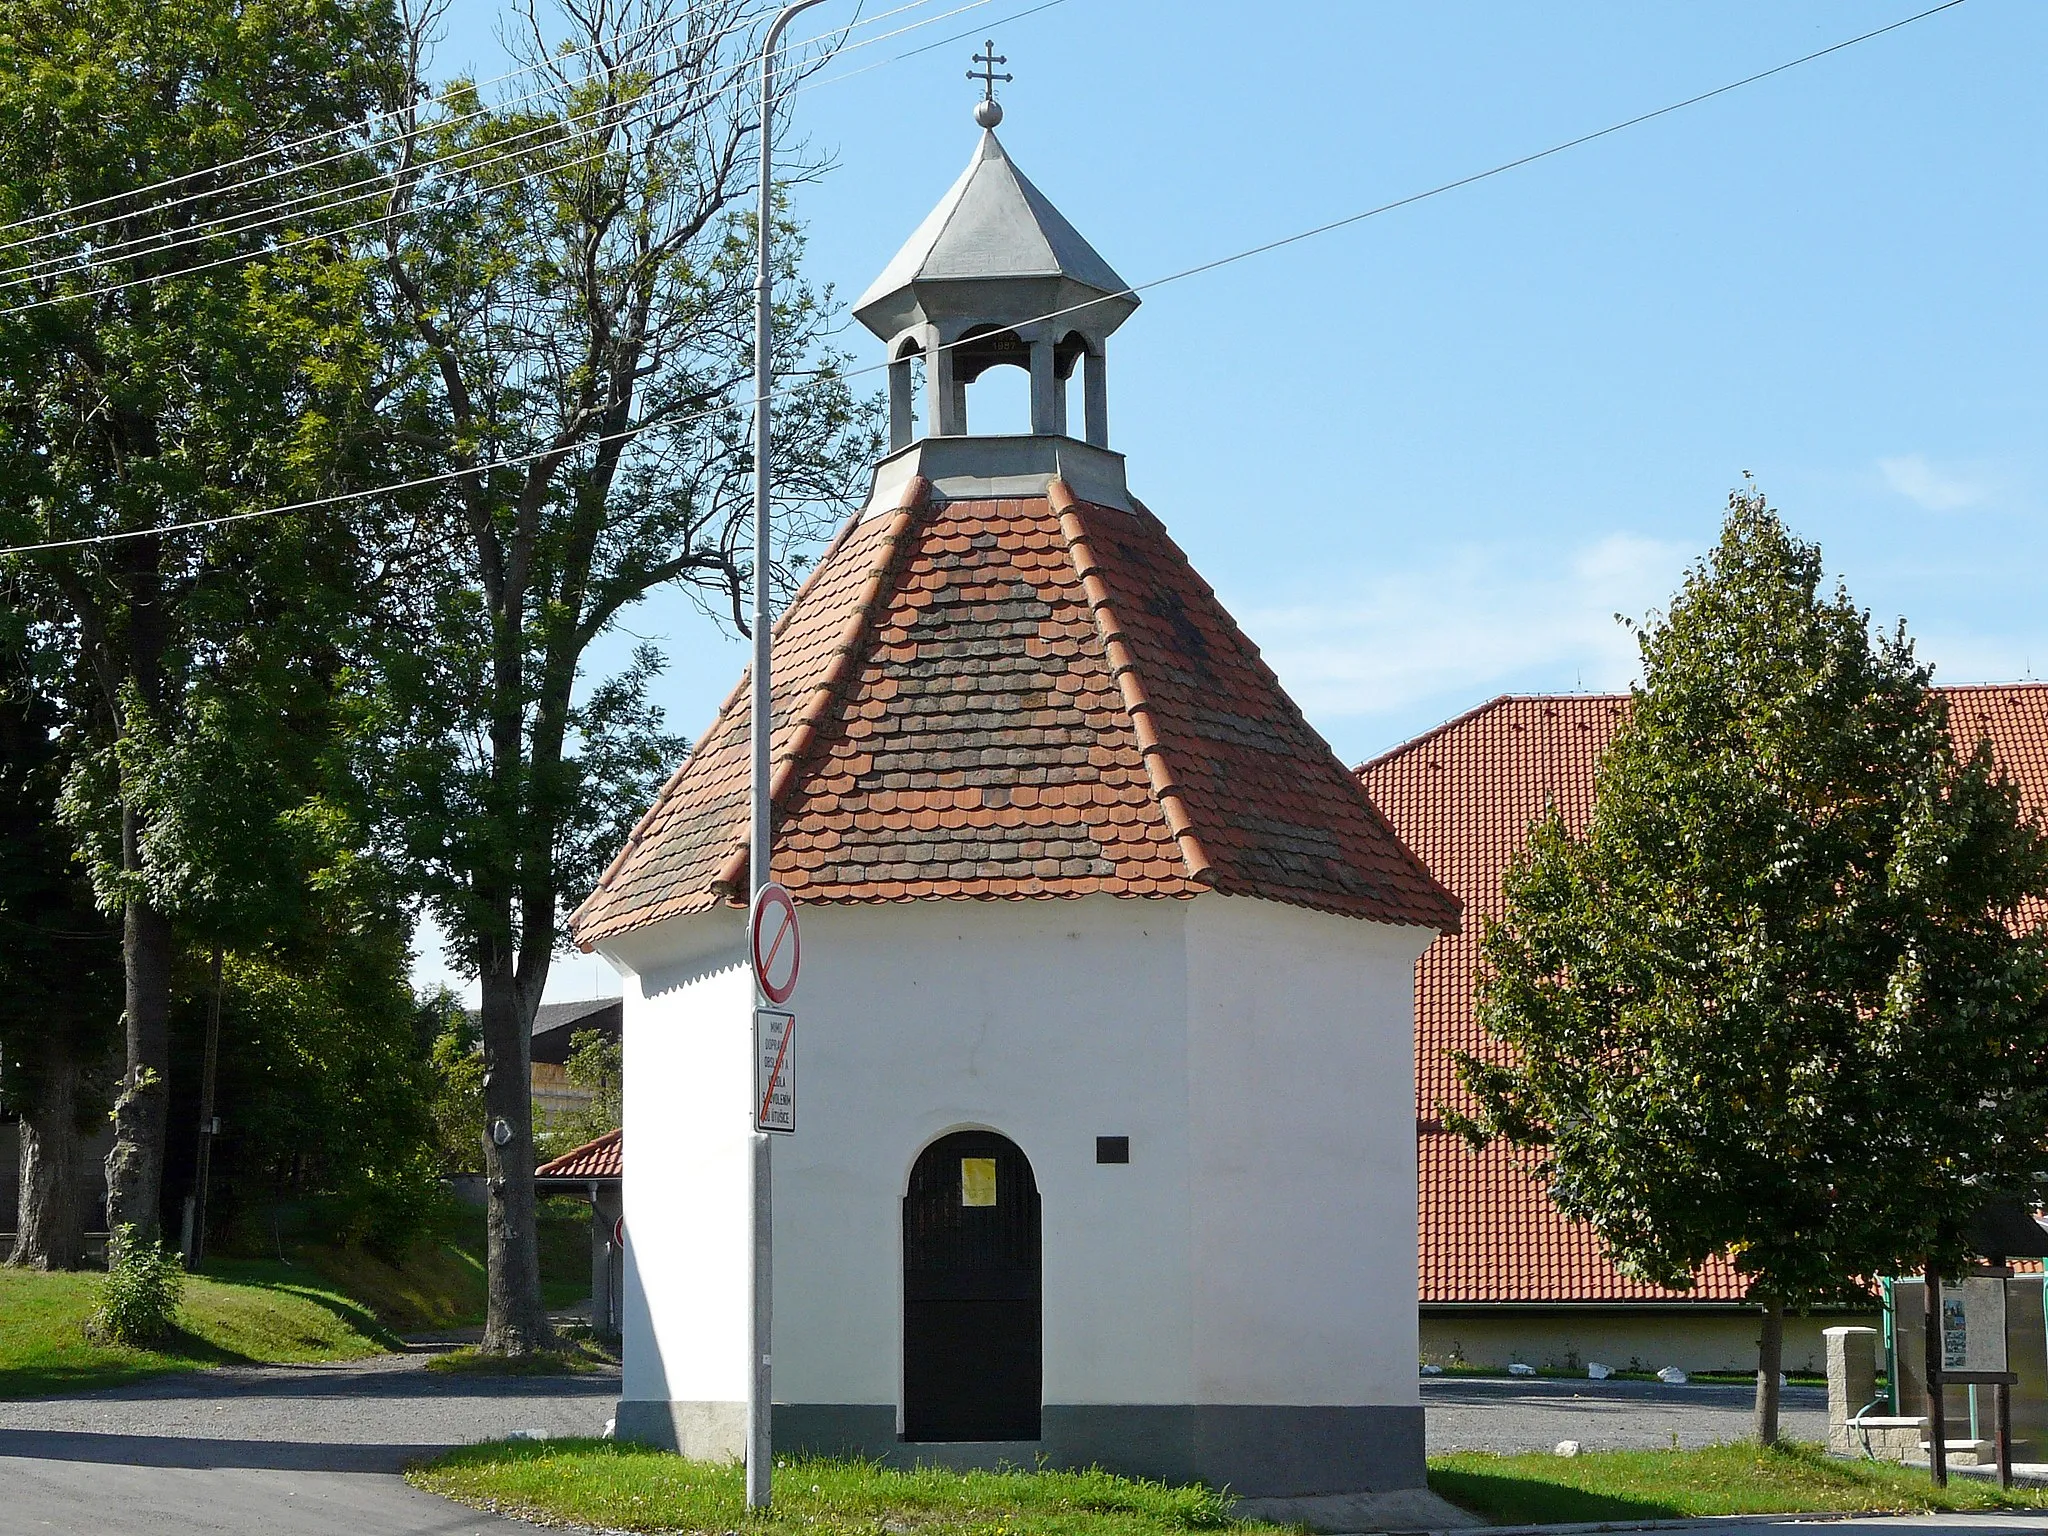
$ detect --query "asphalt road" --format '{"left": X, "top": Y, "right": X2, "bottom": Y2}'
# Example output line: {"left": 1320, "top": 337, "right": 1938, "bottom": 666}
{"left": 0, "top": 1364, "right": 2000, "bottom": 1536}
{"left": 1424, "top": 1373, "right": 1832, "bottom": 1453}
{"left": 0, "top": 1349, "right": 616, "bottom": 1535}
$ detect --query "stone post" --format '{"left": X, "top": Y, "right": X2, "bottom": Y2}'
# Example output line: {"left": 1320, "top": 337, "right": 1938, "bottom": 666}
{"left": 1826, "top": 1325, "right": 1878, "bottom": 1456}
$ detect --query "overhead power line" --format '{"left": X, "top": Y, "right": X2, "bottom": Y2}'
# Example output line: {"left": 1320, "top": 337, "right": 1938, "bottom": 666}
{"left": 0, "top": 0, "right": 994, "bottom": 292}
{"left": 0, "top": 0, "right": 902, "bottom": 249}
{"left": 0, "top": 0, "right": 1969, "bottom": 557}
{"left": 0, "top": 2, "right": 761, "bottom": 259}
{"left": 0, "top": 0, "right": 1058, "bottom": 321}
{"left": 0, "top": 0, "right": 1047, "bottom": 318}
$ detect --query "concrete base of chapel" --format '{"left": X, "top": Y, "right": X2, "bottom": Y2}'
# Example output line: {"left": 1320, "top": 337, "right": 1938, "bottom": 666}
{"left": 619, "top": 1400, "right": 1430, "bottom": 1502}
{"left": 613, "top": 1399, "right": 746, "bottom": 1460}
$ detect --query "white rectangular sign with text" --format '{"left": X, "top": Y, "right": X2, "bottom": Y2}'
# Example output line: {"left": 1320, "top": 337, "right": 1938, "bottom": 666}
{"left": 754, "top": 1009, "right": 795, "bottom": 1134}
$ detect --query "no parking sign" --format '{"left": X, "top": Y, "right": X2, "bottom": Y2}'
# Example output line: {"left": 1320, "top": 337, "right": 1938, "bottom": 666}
{"left": 750, "top": 882, "right": 800, "bottom": 1004}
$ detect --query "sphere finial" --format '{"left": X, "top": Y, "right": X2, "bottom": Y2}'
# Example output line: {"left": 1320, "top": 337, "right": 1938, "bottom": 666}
{"left": 968, "top": 40, "right": 1010, "bottom": 129}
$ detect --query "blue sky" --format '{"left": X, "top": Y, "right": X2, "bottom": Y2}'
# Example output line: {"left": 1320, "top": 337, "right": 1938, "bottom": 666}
{"left": 413, "top": 0, "right": 2048, "bottom": 1001}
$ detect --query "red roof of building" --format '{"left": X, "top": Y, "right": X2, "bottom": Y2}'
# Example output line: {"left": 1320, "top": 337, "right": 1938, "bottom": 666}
{"left": 1362, "top": 683, "right": 2048, "bottom": 1306}
{"left": 535, "top": 1127, "right": 621, "bottom": 1182}
{"left": 571, "top": 480, "right": 1458, "bottom": 943}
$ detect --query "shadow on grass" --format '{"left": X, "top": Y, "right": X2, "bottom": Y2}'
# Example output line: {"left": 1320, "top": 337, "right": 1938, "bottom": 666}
{"left": 1427, "top": 1465, "right": 1683, "bottom": 1526}
{"left": 0, "top": 1322, "right": 258, "bottom": 1401}
{"left": 199, "top": 1261, "right": 405, "bottom": 1351}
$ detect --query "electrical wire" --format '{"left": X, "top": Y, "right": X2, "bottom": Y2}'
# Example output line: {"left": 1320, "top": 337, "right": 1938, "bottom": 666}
{"left": 0, "top": 0, "right": 1032, "bottom": 319}
{"left": 0, "top": 0, "right": 983, "bottom": 288}
{"left": 0, "top": 0, "right": 1017, "bottom": 315}
{"left": 0, "top": 2, "right": 763, "bottom": 259}
{"left": 0, "top": 0, "right": 898, "bottom": 247}
{"left": 0, "top": 0, "right": 1970, "bottom": 557}
{"left": 0, "top": 0, "right": 1042, "bottom": 318}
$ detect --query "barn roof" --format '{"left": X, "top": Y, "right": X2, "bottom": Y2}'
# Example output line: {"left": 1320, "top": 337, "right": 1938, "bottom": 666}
{"left": 570, "top": 480, "right": 1458, "bottom": 945}
{"left": 1360, "top": 683, "right": 2048, "bottom": 1306}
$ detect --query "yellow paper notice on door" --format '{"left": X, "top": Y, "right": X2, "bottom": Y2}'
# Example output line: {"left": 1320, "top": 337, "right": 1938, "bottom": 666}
{"left": 960, "top": 1157, "right": 997, "bottom": 1207}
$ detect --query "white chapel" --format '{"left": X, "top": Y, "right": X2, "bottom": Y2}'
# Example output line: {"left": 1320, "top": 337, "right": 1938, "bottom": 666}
{"left": 570, "top": 93, "right": 1460, "bottom": 1509}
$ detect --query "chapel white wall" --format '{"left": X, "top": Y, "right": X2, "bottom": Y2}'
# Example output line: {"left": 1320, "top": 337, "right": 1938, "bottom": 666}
{"left": 1183, "top": 895, "right": 1430, "bottom": 1408}
{"left": 607, "top": 890, "right": 1429, "bottom": 1427}
{"left": 772, "top": 897, "right": 1197, "bottom": 1414}
{"left": 612, "top": 915, "right": 753, "bottom": 1412}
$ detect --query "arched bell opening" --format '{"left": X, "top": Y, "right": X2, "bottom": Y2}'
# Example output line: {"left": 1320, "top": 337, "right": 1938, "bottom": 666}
{"left": 901, "top": 1129, "right": 1042, "bottom": 1442}
{"left": 951, "top": 325, "right": 1033, "bottom": 437}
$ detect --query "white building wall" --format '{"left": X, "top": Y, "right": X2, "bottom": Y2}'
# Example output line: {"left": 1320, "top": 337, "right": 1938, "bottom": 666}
{"left": 774, "top": 897, "right": 1196, "bottom": 1412}
{"left": 613, "top": 916, "right": 753, "bottom": 1427}
{"left": 1184, "top": 895, "right": 1429, "bottom": 1408}
{"left": 604, "top": 889, "right": 1431, "bottom": 1492}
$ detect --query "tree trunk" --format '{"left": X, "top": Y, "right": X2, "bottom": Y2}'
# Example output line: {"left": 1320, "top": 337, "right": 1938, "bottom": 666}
{"left": 105, "top": 813, "right": 173, "bottom": 1248}
{"left": 1754, "top": 1293, "right": 1785, "bottom": 1446}
{"left": 187, "top": 945, "right": 224, "bottom": 1269}
{"left": 8, "top": 1047, "right": 88, "bottom": 1271}
{"left": 477, "top": 948, "right": 552, "bottom": 1355}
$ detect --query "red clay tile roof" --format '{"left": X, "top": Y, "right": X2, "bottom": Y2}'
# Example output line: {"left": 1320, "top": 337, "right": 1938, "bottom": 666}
{"left": 1363, "top": 684, "right": 2048, "bottom": 1306}
{"left": 571, "top": 480, "right": 1458, "bottom": 943}
{"left": 535, "top": 1127, "right": 621, "bottom": 1181}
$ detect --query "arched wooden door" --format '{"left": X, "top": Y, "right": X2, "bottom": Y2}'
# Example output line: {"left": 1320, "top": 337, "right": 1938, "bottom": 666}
{"left": 902, "top": 1130, "right": 1042, "bottom": 1441}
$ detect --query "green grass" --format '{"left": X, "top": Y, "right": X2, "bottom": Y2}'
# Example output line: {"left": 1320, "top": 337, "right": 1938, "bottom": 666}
{"left": 424, "top": 1339, "right": 615, "bottom": 1375}
{"left": 409, "top": 1443, "right": 1281, "bottom": 1536}
{"left": 0, "top": 1192, "right": 602, "bottom": 1399}
{"left": 210, "top": 1194, "right": 591, "bottom": 1335}
{"left": 1428, "top": 1442, "right": 2048, "bottom": 1524}
{"left": 0, "top": 1265, "right": 396, "bottom": 1398}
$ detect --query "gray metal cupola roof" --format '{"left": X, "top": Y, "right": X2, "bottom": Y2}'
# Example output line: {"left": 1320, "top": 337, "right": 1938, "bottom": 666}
{"left": 854, "top": 130, "right": 1134, "bottom": 328}
{"left": 853, "top": 128, "right": 1138, "bottom": 352}
{"left": 856, "top": 101, "right": 1140, "bottom": 485}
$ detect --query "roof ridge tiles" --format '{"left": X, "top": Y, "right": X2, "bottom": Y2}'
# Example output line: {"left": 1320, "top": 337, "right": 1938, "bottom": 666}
{"left": 1125, "top": 497, "right": 1455, "bottom": 922}
{"left": 713, "top": 477, "right": 933, "bottom": 901}
{"left": 1050, "top": 478, "right": 1216, "bottom": 887}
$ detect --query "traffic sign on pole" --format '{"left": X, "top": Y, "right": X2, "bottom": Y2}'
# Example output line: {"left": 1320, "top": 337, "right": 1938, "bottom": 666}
{"left": 750, "top": 881, "right": 801, "bottom": 1005}
{"left": 755, "top": 1009, "right": 796, "bottom": 1134}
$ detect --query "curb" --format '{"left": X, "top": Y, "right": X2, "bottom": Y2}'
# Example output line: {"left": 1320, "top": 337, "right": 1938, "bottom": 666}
{"left": 1404, "top": 1512, "right": 2048, "bottom": 1536}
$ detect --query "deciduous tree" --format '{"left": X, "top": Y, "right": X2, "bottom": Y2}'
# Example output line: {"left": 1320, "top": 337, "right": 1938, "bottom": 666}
{"left": 1452, "top": 488, "right": 2048, "bottom": 1444}
{"left": 0, "top": 0, "right": 402, "bottom": 1243}
{"left": 364, "top": 0, "right": 877, "bottom": 1352}
{"left": 0, "top": 619, "right": 119, "bottom": 1269}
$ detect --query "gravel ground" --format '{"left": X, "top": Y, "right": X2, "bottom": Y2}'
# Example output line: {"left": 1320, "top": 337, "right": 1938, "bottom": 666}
{"left": 1425, "top": 1373, "right": 1832, "bottom": 1454}
{"left": 0, "top": 1345, "right": 617, "bottom": 1535}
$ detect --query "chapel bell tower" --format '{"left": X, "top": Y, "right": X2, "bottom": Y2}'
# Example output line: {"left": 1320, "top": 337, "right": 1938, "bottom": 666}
{"left": 852, "top": 52, "right": 1138, "bottom": 460}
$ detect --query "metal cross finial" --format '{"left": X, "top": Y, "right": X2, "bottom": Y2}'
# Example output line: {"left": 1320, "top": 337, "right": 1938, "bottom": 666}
{"left": 969, "top": 40, "right": 1011, "bottom": 127}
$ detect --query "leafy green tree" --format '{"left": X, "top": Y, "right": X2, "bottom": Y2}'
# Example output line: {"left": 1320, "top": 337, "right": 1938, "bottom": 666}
{"left": 0, "top": 0, "right": 403, "bottom": 1243}
{"left": 0, "top": 617, "right": 120, "bottom": 1269}
{"left": 423, "top": 992, "right": 486, "bottom": 1175}
{"left": 189, "top": 929, "right": 441, "bottom": 1259}
{"left": 363, "top": 0, "right": 878, "bottom": 1352}
{"left": 1452, "top": 489, "right": 2048, "bottom": 1444}
{"left": 536, "top": 1027, "right": 622, "bottom": 1160}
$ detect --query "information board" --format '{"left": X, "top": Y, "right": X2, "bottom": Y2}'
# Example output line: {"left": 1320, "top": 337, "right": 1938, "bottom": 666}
{"left": 1942, "top": 1276, "right": 2008, "bottom": 1374}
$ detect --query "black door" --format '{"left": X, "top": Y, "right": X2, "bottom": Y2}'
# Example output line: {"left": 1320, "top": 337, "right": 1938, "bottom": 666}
{"left": 902, "top": 1130, "right": 1042, "bottom": 1441}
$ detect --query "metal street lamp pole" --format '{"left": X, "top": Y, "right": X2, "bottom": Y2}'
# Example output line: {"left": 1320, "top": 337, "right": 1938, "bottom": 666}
{"left": 749, "top": 0, "right": 827, "bottom": 1513}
